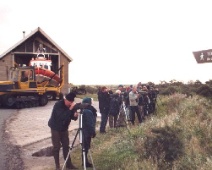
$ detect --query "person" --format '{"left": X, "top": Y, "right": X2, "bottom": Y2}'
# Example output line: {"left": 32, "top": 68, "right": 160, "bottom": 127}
{"left": 129, "top": 85, "right": 142, "bottom": 125}
{"left": 81, "top": 97, "right": 97, "bottom": 167}
{"left": 117, "top": 84, "right": 124, "bottom": 91}
{"left": 108, "top": 90, "right": 122, "bottom": 128}
{"left": 48, "top": 92, "right": 78, "bottom": 170}
{"left": 137, "top": 82, "right": 142, "bottom": 91}
{"left": 148, "top": 86, "right": 158, "bottom": 114}
{"left": 98, "top": 86, "right": 112, "bottom": 133}
{"left": 137, "top": 82, "right": 142, "bottom": 88}
{"left": 137, "top": 84, "right": 145, "bottom": 119}
{"left": 117, "top": 84, "right": 130, "bottom": 107}
{"left": 37, "top": 43, "right": 46, "bottom": 53}
{"left": 141, "top": 85, "right": 150, "bottom": 117}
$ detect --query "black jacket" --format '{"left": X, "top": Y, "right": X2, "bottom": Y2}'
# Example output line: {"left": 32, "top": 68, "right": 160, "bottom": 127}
{"left": 48, "top": 100, "right": 77, "bottom": 131}
{"left": 98, "top": 90, "right": 112, "bottom": 113}
{"left": 109, "top": 94, "right": 122, "bottom": 116}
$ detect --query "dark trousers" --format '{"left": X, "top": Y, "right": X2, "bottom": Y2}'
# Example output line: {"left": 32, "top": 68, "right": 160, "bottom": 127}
{"left": 82, "top": 136, "right": 92, "bottom": 164}
{"left": 130, "top": 106, "right": 142, "bottom": 124}
{"left": 109, "top": 114, "right": 118, "bottom": 128}
{"left": 100, "top": 111, "right": 109, "bottom": 132}
{"left": 51, "top": 129, "right": 72, "bottom": 168}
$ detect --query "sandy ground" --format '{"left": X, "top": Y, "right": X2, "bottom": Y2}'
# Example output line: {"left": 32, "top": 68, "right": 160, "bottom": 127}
{"left": 5, "top": 98, "right": 101, "bottom": 170}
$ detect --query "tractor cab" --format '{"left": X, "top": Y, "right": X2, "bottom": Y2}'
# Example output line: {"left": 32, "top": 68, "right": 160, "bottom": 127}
{"left": 9, "top": 66, "right": 37, "bottom": 89}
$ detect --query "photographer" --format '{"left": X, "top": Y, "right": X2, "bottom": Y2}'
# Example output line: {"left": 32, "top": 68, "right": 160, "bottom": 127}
{"left": 148, "top": 87, "right": 159, "bottom": 113}
{"left": 81, "top": 97, "right": 97, "bottom": 168}
{"left": 116, "top": 85, "right": 131, "bottom": 127}
{"left": 129, "top": 85, "right": 142, "bottom": 125}
{"left": 109, "top": 90, "right": 122, "bottom": 128}
{"left": 141, "top": 86, "right": 150, "bottom": 117}
{"left": 48, "top": 92, "right": 78, "bottom": 170}
{"left": 118, "top": 84, "right": 130, "bottom": 106}
{"left": 98, "top": 86, "right": 112, "bottom": 133}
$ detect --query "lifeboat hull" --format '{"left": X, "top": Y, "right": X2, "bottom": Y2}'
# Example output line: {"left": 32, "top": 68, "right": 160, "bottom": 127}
{"left": 35, "top": 68, "right": 62, "bottom": 87}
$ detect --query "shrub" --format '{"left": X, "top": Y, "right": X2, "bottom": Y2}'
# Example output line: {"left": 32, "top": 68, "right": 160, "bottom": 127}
{"left": 144, "top": 126, "right": 184, "bottom": 169}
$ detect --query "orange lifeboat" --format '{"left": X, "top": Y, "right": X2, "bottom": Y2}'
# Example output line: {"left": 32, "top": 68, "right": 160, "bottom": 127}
{"left": 29, "top": 53, "right": 62, "bottom": 86}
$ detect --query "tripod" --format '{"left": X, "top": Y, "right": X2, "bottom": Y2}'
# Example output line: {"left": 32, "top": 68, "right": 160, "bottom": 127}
{"left": 117, "top": 99, "right": 131, "bottom": 134}
{"left": 62, "top": 109, "right": 94, "bottom": 170}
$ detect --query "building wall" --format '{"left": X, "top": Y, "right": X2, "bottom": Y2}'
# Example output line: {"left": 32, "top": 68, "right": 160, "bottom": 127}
{"left": 0, "top": 53, "right": 13, "bottom": 80}
{"left": 60, "top": 52, "right": 70, "bottom": 94}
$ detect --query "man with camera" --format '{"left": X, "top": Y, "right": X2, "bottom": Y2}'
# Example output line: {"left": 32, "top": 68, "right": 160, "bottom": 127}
{"left": 48, "top": 92, "right": 78, "bottom": 170}
{"left": 109, "top": 90, "right": 122, "bottom": 128}
{"left": 129, "top": 85, "right": 143, "bottom": 125}
{"left": 98, "top": 86, "right": 112, "bottom": 133}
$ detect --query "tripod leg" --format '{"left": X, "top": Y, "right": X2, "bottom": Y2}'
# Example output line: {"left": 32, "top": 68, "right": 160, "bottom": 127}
{"left": 79, "top": 128, "right": 87, "bottom": 170}
{"left": 82, "top": 148, "right": 87, "bottom": 170}
{"left": 123, "top": 118, "right": 131, "bottom": 134}
{"left": 122, "top": 105, "right": 132, "bottom": 134}
{"left": 88, "top": 150, "right": 96, "bottom": 170}
{"left": 62, "top": 150, "right": 71, "bottom": 170}
{"left": 62, "top": 129, "right": 80, "bottom": 170}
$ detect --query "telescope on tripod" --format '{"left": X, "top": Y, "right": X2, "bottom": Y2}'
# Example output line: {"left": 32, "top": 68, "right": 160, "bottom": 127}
{"left": 62, "top": 104, "right": 95, "bottom": 170}
{"left": 116, "top": 94, "right": 132, "bottom": 134}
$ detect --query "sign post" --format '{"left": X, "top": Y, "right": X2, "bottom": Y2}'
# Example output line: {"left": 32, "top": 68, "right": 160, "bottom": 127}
{"left": 193, "top": 49, "right": 212, "bottom": 63}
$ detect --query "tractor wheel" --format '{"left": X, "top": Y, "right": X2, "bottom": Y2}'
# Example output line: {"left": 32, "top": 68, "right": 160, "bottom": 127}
{"left": 15, "top": 102, "right": 21, "bottom": 109}
{"left": 59, "top": 93, "right": 64, "bottom": 100}
{"left": 39, "top": 94, "right": 48, "bottom": 106}
{"left": 16, "top": 102, "right": 24, "bottom": 109}
{"left": 3, "top": 94, "right": 16, "bottom": 107}
{"left": 52, "top": 92, "right": 57, "bottom": 100}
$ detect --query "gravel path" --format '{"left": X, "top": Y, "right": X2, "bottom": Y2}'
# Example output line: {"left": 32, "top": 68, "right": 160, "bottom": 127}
{"left": 3, "top": 98, "right": 100, "bottom": 170}
{"left": 0, "top": 109, "right": 24, "bottom": 170}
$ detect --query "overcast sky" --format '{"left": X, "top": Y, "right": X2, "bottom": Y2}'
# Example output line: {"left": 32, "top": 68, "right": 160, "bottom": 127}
{"left": 1, "top": 0, "right": 212, "bottom": 85}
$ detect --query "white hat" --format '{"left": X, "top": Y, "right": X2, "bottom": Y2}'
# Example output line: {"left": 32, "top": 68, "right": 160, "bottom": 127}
{"left": 115, "top": 90, "right": 121, "bottom": 94}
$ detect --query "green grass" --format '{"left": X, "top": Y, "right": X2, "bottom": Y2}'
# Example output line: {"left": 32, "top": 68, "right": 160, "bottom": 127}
{"left": 69, "top": 94, "right": 212, "bottom": 170}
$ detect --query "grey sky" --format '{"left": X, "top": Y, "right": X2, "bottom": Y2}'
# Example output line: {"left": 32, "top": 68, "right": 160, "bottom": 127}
{"left": 0, "top": 0, "right": 212, "bottom": 85}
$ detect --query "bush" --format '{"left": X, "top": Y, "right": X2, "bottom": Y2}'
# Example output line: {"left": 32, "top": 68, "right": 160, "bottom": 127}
{"left": 196, "top": 85, "right": 212, "bottom": 97}
{"left": 144, "top": 126, "right": 184, "bottom": 169}
{"left": 85, "top": 85, "right": 98, "bottom": 94}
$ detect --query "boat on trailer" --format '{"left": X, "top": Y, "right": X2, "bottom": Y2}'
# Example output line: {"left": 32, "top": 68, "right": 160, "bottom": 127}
{"left": 29, "top": 53, "right": 62, "bottom": 87}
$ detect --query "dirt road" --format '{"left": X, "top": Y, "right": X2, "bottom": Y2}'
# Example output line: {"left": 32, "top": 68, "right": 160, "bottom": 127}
{"left": 0, "top": 109, "right": 24, "bottom": 170}
{"left": 3, "top": 98, "right": 100, "bottom": 170}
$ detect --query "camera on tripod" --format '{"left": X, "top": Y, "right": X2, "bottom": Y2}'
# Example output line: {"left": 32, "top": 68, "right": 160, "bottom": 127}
{"left": 63, "top": 101, "right": 95, "bottom": 170}
{"left": 137, "top": 90, "right": 148, "bottom": 95}
{"left": 72, "top": 102, "right": 89, "bottom": 113}
{"left": 109, "top": 93, "right": 119, "bottom": 98}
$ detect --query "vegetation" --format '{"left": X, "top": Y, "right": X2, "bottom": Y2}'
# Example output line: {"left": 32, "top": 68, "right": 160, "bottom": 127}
{"left": 63, "top": 81, "right": 212, "bottom": 169}
{"left": 69, "top": 93, "right": 212, "bottom": 170}
{"left": 71, "top": 79, "right": 212, "bottom": 99}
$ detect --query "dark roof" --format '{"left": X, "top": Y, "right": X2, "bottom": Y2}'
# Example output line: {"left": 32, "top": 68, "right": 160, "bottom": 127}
{"left": 0, "top": 27, "right": 73, "bottom": 62}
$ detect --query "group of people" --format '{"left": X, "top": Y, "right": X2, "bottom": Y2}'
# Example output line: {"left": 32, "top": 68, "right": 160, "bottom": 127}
{"left": 47, "top": 83, "right": 159, "bottom": 170}
{"left": 48, "top": 92, "right": 97, "bottom": 170}
{"left": 98, "top": 83, "right": 159, "bottom": 132}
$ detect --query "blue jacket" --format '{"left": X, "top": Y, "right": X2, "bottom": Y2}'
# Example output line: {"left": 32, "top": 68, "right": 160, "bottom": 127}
{"left": 82, "top": 108, "right": 96, "bottom": 138}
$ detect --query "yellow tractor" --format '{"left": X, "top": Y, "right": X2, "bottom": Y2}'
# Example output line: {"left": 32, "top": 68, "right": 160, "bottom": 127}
{"left": 0, "top": 65, "right": 64, "bottom": 108}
